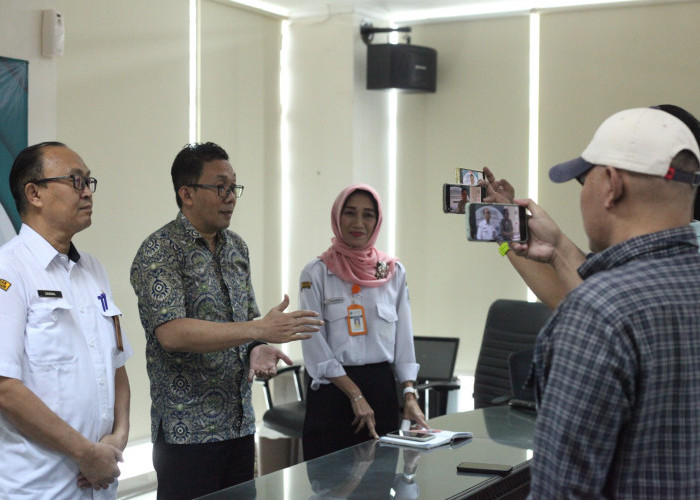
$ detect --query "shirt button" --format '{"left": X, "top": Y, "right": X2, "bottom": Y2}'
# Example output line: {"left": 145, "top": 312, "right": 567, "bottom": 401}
{"left": 98, "top": 378, "right": 105, "bottom": 385}
{"left": 80, "top": 306, "right": 85, "bottom": 313}
{"left": 89, "top": 341, "right": 95, "bottom": 348}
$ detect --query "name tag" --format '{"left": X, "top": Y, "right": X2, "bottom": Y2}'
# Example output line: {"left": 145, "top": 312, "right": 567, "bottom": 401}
{"left": 38, "top": 290, "right": 63, "bottom": 298}
{"left": 347, "top": 304, "right": 367, "bottom": 336}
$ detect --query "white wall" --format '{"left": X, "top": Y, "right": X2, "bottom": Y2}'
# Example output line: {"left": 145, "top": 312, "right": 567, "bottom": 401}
{"left": 1, "top": 0, "right": 284, "bottom": 445}
{"left": 395, "top": 1, "right": 700, "bottom": 373}
{"left": 0, "top": 0, "right": 59, "bottom": 142}
{"left": 538, "top": 2, "right": 700, "bottom": 249}
{"left": 199, "top": 0, "right": 282, "bottom": 311}
{"left": 53, "top": 0, "right": 283, "bottom": 441}
{"left": 53, "top": 0, "right": 190, "bottom": 442}
{"left": 397, "top": 15, "right": 531, "bottom": 371}
{"left": 283, "top": 12, "right": 393, "bottom": 363}
{"left": 4, "top": 0, "right": 700, "bottom": 445}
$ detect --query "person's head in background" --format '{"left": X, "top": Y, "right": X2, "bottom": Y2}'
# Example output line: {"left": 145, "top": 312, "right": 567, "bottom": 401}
{"left": 549, "top": 107, "right": 700, "bottom": 252}
{"left": 652, "top": 104, "right": 700, "bottom": 221}
{"left": 171, "top": 142, "right": 243, "bottom": 237}
{"left": 338, "top": 189, "right": 379, "bottom": 248}
{"left": 10, "top": 142, "right": 96, "bottom": 249}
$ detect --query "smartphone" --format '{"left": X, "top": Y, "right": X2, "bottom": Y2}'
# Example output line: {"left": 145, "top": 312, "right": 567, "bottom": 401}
{"left": 455, "top": 168, "right": 485, "bottom": 185}
{"left": 466, "top": 202, "right": 528, "bottom": 242}
{"left": 443, "top": 183, "right": 485, "bottom": 214}
{"left": 456, "top": 461, "right": 513, "bottom": 475}
{"left": 386, "top": 429, "right": 436, "bottom": 442}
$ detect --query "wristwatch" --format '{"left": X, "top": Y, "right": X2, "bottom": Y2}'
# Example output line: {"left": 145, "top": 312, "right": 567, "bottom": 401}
{"left": 403, "top": 386, "right": 419, "bottom": 399}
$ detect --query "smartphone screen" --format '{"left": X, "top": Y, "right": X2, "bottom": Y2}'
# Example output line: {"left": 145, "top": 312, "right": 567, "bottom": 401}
{"left": 466, "top": 202, "right": 528, "bottom": 242}
{"left": 455, "top": 168, "right": 484, "bottom": 185}
{"left": 387, "top": 429, "right": 436, "bottom": 442}
{"left": 456, "top": 461, "right": 513, "bottom": 475}
{"left": 443, "top": 184, "right": 485, "bottom": 214}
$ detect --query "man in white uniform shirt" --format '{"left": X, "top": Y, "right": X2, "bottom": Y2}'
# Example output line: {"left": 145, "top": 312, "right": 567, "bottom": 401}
{"left": 476, "top": 207, "right": 500, "bottom": 241}
{"left": 0, "top": 142, "right": 132, "bottom": 499}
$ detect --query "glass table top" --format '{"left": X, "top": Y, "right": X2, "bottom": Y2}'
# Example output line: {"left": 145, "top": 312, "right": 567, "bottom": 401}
{"left": 198, "top": 406, "right": 536, "bottom": 500}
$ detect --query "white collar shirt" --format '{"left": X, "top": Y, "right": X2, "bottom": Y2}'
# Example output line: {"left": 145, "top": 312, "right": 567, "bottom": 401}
{"left": 0, "top": 224, "right": 132, "bottom": 499}
{"left": 476, "top": 219, "right": 500, "bottom": 241}
{"left": 299, "top": 259, "right": 419, "bottom": 390}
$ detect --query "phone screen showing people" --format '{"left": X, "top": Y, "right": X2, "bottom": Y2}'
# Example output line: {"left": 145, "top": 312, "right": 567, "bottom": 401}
{"left": 443, "top": 183, "right": 484, "bottom": 214}
{"left": 455, "top": 168, "right": 484, "bottom": 186}
{"left": 466, "top": 202, "right": 528, "bottom": 242}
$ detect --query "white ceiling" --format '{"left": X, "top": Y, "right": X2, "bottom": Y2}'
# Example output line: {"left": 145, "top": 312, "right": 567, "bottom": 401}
{"left": 276, "top": 0, "right": 493, "bottom": 18}
{"left": 236, "top": 0, "right": 665, "bottom": 22}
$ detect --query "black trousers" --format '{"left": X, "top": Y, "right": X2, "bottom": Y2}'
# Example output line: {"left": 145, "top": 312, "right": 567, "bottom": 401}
{"left": 302, "top": 362, "right": 400, "bottom": 461}
{"left": 152, "top": 425, "right": 254, "bottom": 500}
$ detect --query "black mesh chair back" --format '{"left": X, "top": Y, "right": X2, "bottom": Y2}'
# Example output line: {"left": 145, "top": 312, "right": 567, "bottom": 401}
{"left": 473, "top": 299, "right": 551, "bottom": 409}
{"left": 412, "top": 336, "right": 461, "bottom": 418}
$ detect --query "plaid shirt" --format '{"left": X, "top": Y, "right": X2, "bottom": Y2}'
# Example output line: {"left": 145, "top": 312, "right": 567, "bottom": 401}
{"left": 530, "top": 226, "right": 700, "bottom": 499}
{"left": 130, "top": 212, "right": 260, "bottom": 444}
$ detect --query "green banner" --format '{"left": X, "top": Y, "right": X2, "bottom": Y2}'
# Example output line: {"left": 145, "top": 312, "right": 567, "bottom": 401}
{"left": 0, "top": 55, "right": 28, "bottom": 239}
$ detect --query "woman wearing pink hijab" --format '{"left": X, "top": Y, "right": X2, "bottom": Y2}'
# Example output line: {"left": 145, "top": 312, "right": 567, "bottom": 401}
{"left": 299, "top": 184, "right": 427, "bottom": 460}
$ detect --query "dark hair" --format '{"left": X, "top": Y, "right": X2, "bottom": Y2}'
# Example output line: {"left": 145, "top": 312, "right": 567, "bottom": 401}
{"left": 654, "top": 104, "right": 700, "bottom": 149}
{"left": 670, "top": 150, "right": 700, "bottom": 176}
{"left": 9, "top": 141, "right": 66, "bottom": 214}
{"left": 653, "top": 105, "right": 700, "bottom": 219}
{"left": 171, "top": 142, "right": 229, "bottom": 208}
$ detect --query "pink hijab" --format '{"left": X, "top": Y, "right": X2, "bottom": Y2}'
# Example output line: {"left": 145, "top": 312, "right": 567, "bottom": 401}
{"left": 319, "top": 184, "right": 398, "bottom": 287}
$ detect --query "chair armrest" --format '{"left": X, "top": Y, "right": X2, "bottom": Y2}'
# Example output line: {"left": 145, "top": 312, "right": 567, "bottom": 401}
{"left": 416, "top": 381, "right": 461, "bottom": 392}
{"left": 254, "top": 363, "right": 305, "bottom": 409}
{"left": 490, "top": 394, "right": 511, "bottom": 405}
{"left": 275, "top": 365, "right": 302, "bottom": 377}
{"left": 254, "top": 364, "right": 302, "bottom": 385}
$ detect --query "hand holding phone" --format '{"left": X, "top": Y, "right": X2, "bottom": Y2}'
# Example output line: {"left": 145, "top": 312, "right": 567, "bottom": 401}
{"left": 466, "top": 202, "right": 528, "bottom": 242}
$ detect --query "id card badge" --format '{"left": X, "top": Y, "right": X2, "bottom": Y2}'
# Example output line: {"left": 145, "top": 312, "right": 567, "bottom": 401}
{"left": 347, "top": 304, "right": 367, "bottom": 336}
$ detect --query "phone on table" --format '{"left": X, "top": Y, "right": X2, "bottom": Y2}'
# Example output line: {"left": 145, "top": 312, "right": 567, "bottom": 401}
{"left": 456, "top": 461, "right": 513, "bottom": 475}
{"left": 386, "top": 429, "right": 436, "bottom": 442}
{"left": 466, "top": 202, "right": 528, "bottom": 242}
{"left": 443, "top": 183, "right": 485, "bottom": 214}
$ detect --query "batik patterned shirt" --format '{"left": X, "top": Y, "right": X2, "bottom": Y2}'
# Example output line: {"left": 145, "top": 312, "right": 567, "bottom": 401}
{"left": 130, "top": 212, "right": 260, "bottom": 444}
{"left": 530, "top": 226, "right": 700, "bottom": 499}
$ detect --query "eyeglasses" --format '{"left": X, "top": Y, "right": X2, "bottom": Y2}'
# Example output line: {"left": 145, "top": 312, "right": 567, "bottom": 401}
{"left": 29, "top": 174, "right": 97, "bottom": 193}
{"left": 187, "top": 183, "right": 244, "bottom": 199}
{"left": 575, "top": 167, "right": 593, "bottom": 186}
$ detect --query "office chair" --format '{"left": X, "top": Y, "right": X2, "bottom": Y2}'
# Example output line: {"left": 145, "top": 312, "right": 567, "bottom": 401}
{"left": 256, "top": 364, "right": 306, "bottom": 438}
{"left": 413, "top": 336, "right": 461, "bottom": 418}
{"left": 473, "top": 299, "right": 551, "bottom": 409}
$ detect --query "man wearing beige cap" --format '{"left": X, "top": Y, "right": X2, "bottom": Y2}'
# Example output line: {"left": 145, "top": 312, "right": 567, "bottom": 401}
{"left": 520, "top": 107, "right": 700, "bottom": 498}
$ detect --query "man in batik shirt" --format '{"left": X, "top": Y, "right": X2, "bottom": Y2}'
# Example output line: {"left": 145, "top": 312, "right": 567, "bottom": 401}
{"left": 130, "top": 142, "right": 321, "bottom": 500}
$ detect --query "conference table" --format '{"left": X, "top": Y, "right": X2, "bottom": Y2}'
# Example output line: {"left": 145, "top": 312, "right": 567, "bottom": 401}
{"left": 198, "top": 406, "right": 536, "bottom": 499}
